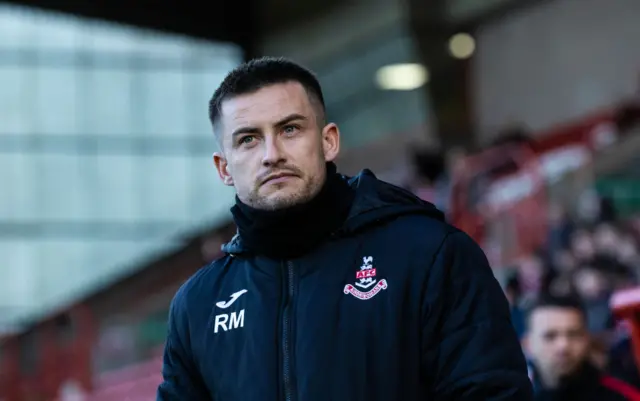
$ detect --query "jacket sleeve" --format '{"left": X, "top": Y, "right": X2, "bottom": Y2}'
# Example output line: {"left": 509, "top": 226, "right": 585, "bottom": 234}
{"left": 421, "top": 230, "right": 533, "bottom": 401}
{"left": 157, "top": 290, "right": 210, "bottom": 400}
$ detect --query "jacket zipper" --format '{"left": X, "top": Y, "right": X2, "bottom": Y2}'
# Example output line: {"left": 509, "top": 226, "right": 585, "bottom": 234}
{"left": 282, "top": 261, "right": 296, "bottom": 401}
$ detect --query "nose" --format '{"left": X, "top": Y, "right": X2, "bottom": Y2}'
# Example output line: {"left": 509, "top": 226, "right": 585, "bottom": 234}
{"left": 261, "top": 134, "right": 286, "bottom": 167}
{"left": 553, "top": 336, "right": 571, "bottom": 354}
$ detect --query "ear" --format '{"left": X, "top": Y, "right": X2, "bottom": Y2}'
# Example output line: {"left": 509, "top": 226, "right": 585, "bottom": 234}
{"left": 321, "top": 122, "right": 340, "bottom": 162}
{"left": 213, "top": 152, "right": 234, "bottom": 186}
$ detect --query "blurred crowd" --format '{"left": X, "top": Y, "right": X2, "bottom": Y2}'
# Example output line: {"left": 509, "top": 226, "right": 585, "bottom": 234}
{"left": 405, "top": 130, "right": 640, "bottom": 399}
{"left": 511, "top": 195, "right": 640, "bottom": 390}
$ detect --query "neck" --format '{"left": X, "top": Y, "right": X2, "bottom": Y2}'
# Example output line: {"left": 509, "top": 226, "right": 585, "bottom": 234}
{"left": 231, "top": 162, "right": 355, "bottom": 259}
{"left": 538, "top": 369, "right": 560, "bottom": 389}
{"left": 535, "top": 362, "right": 597, "bottom": 391}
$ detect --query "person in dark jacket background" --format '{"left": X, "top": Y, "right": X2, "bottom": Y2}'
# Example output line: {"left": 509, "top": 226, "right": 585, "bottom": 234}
{"left": 157, "top": 57, "right": 532, "bottom": 401}
{"left": 525, "top": 295, "right": 640, "bottom": 401}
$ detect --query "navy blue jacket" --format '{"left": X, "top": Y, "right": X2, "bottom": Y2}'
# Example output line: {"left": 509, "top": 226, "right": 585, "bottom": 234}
{"left": 157, "top": 170, "right": 532, "bottom": 401}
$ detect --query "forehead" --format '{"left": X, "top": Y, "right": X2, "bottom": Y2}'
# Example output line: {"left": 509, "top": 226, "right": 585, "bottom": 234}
{"left": 529, "top": 307, "right": 585, "bottom": 333}
{"left": 219, "top": 82, "right": 313, "bottom": 129}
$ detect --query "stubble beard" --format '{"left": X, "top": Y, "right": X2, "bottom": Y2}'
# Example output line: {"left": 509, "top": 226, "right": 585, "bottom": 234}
{"left": 246, "top": 176, "right": 323, "bottom": 211}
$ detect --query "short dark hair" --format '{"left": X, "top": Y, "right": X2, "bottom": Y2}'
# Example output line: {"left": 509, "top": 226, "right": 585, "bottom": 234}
{"left": 527, "top": 294, "right": 587, "bottom": 329}
{"left": 208, "top": 57, "right": 326, "bottom": 136}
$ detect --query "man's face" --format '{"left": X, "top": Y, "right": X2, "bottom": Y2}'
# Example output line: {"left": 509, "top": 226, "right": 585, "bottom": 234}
{"left": 527, "top": 307, "right": 590, "bottom": 383}
{"left": 213, "top": 82, "right": 340, "bottom": 210}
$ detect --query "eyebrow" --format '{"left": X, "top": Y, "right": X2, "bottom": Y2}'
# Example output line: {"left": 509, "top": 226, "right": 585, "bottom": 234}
{"left": 274, "top": 113, "right": 307, "bottom": 127}
{"left": 230, "top": 113, "right": 308, "bottom": 139}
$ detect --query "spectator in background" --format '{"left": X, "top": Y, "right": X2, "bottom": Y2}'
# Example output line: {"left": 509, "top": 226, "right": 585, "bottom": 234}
{"left": 573, "top": 263, "right": 613, "bottom": 335}
{"left": 505, "top": 274, "right": 527, "bottom": 339}
{"left": 549, "top": 274, "right": 577, "bottom": 297}
{"left": 615, "top": 93, "right": 640, "bottom": 133}
{"left": 617, "top": 232, "right": 640, "bottom": 269}
{"left": 408, "top": 146, "right": 467, "bottom": 216}
{"left": 546, "top": 203, "right": 575, "bottom": 255}
{"left": 409, "top": 148, "right": 444, "bottom": 207}
{"left": 547, "top": 247, "right": 578, "bottom": 296}
{"left": 525, "top": 295, "right": 640, "bottom": 401}
{"left": 488, "top": 124, "right": 534, "bottom": 150}
{"left": 551, "top": 247, "right": 577, "bottom": 274}
{"left": 593, "top": 223, "right": 622, "bottom": 256}
{"left": 592, "top": 254, "right": 636, "bottom": 291}
{"left": 518, "top": 250, "right": 556, "bottom": 299}
{"left": 518, "top": 253, "right": 545, "bottom": 296}
{"left": 600, "top": 196, "right": 618, "bottom": 223}
{"left": 444, "top": 145, "right": 468, "bottom": 178}
{"left": 570, "top": 227, "right": 597, "bottom": 263}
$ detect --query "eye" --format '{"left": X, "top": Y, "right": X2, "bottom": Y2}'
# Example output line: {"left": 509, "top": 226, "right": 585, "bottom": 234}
{"left": 239, "top": 136, "right": 255, "bottom": 145}
{"left": 283, "top": 125, "right": 299, "bottom": 135}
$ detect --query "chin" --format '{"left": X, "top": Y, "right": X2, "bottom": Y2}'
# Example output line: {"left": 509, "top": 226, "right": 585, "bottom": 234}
{"left": 268, "top": 195, "right": 305, "bottom": 210}
{"left": 556, "top": 364, "right": 580, "bottom": 377}
{"left": 259, "top": 190, "right": 308, "bottom": 210}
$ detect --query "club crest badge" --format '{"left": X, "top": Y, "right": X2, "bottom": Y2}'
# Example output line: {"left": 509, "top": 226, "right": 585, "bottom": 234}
{"left": 343, "top": 256, "right": 388, "bottom": 300}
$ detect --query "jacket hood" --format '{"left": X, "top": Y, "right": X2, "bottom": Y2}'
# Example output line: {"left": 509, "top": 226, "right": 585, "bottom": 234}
{"left": 222, "top": 169, "right": 444, "bottom": 255}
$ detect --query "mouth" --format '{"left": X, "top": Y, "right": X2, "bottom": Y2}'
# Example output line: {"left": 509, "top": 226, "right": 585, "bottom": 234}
{"left": 262, "top": 172, "right": 297, "bottom": 185}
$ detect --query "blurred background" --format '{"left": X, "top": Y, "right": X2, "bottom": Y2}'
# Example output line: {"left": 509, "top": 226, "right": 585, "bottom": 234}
{"left": 1, "top": 0, "right": 640, "bottom": 399}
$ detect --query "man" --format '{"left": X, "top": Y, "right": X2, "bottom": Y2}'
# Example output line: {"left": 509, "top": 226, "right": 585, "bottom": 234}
{"left": 157, "top": 57, "right": 531, "bottom": 400}
{"left": 525, "top": 294, "right": 640, "bottom": 400}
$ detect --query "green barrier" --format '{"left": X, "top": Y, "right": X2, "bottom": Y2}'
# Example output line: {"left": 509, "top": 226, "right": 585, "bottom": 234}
{"left": 596, "top": 177, "right": 640, "bottom": 218}
{"left": 137, "top": 309, "right": 169, "bottom": 350}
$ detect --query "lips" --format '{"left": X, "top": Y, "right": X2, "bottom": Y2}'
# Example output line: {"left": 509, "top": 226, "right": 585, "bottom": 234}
{"left": 262, "top": 172, "right": 297, "bottom": 184}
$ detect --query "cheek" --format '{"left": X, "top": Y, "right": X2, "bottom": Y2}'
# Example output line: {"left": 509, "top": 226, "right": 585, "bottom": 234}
{"left": 228, "top": 159, "right": 254, "bottom": 184}
{"left": 288, "top": 142, "right": 323, "bottom": 169}
{"left": 294, "top": 131, "right": 324, "bottom": 155}
{"left": 574, "top": 341, "right": 590, "bottom": 357}
{"left": 531, "top": 342, "right": 551, "bottom": 360}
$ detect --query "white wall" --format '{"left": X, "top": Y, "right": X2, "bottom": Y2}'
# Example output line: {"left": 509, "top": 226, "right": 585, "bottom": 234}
{"left": 473, "top": 0, "right": 640, "bottom": 141}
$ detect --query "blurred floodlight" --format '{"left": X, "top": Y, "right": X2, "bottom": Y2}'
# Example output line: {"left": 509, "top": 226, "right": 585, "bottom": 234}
{"left": 375, "top": 63, "right": 429, "bottom": 90}
{"left": 448, "top": 33, "right": 475, "bottom": 59}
